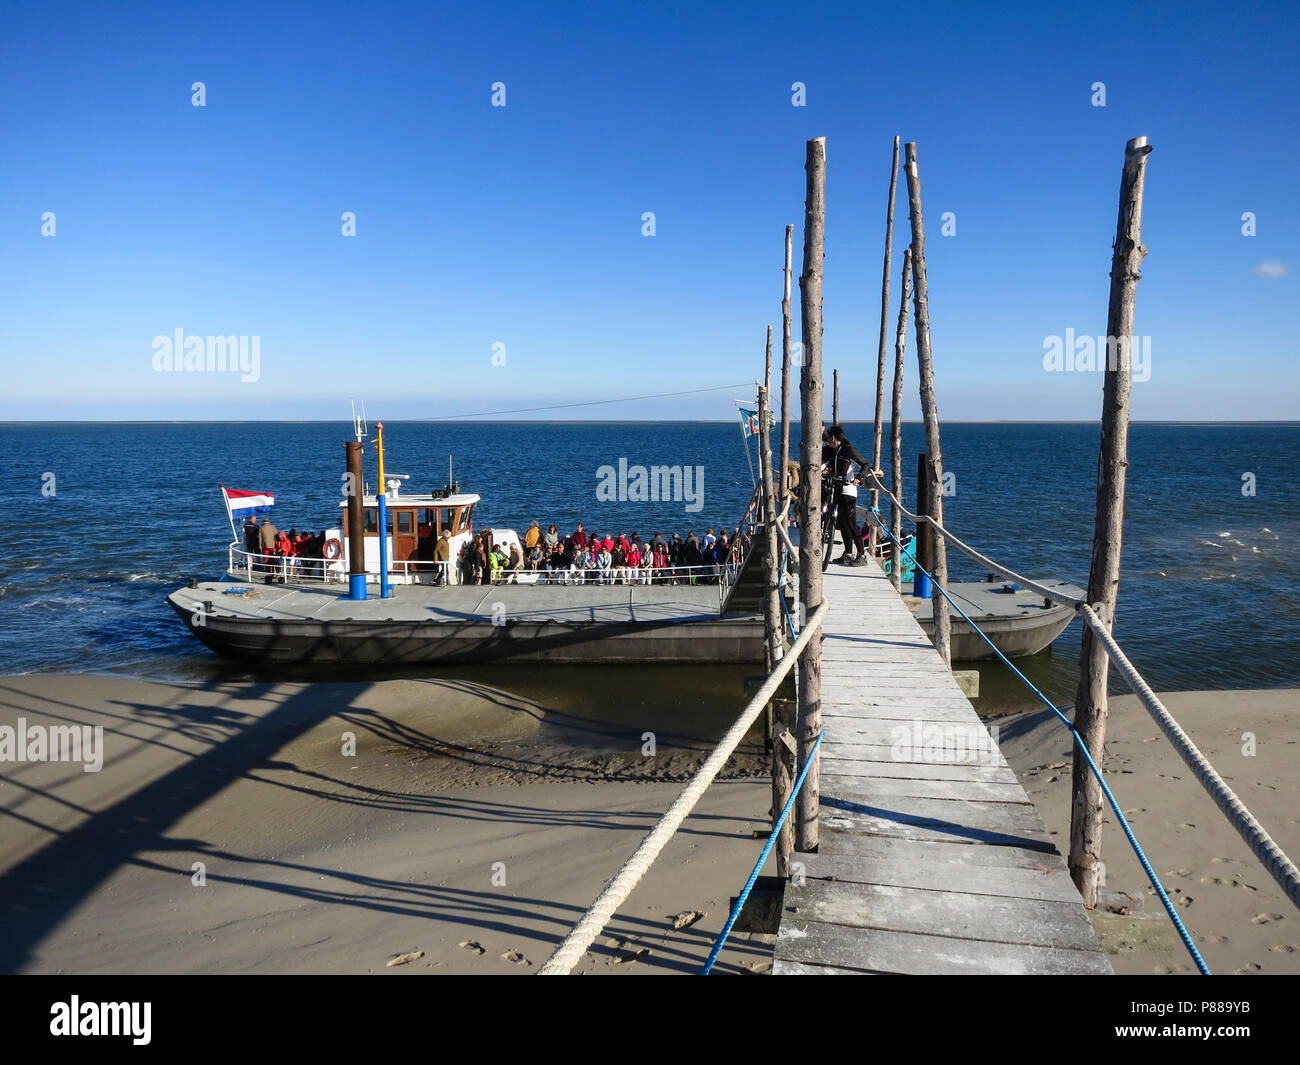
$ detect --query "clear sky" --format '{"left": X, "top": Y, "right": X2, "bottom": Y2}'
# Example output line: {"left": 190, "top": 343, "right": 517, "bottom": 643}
{"left": 1, "top": 0, "right": 1295, "bottom": 421}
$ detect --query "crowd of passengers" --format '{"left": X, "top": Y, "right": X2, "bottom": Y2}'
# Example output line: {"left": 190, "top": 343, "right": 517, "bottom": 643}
{"left": 238, "top": 514, "right": 751, "bottom": 586}
{"left": 459, "top": 523, "right": 750, "bottom": 585}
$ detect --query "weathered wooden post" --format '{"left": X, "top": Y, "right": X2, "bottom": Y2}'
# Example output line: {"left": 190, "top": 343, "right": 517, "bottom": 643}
{"left": 832, "top": 370, "right": 839, "bottom": 424}
{"left": 759, "top": 373, "right": 791, "bottom": 872}
{"left": 761, "top": 328, "right": 781, "bottom": 670}
{"left": 903, "top": 142, "right": 952, "bottom": 665}
{"left": 780, "top": 225, "right": 794, "bottom": 510}
{"left": 796, "top": 136, "right": 826, "bottom": 853}
{"left": 871, "top": 136, "right": 901, "bottom": 555}
{"left": 1069, "top": 135, "right": 1154, "bottom": 906}
{"left": 888, "top": 247, "right": 912, "bottom": 591}
{"left": 914, "top": 451, "right": 931, "bottom": 582}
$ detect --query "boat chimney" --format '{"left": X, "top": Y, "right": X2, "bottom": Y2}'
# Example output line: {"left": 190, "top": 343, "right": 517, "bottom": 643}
{"left": 344, "top": 440, "right": 367, "bottom": 600}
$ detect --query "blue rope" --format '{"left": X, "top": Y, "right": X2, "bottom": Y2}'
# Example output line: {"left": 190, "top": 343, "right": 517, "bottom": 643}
{"left": 870, "top": 508, "right": 1211, "bottom": 975}
{"left": 777, "top": 548, "right": 797, "bottom": 641}
{"left": 700, "top": 731, "right": 824, "bottom": 975}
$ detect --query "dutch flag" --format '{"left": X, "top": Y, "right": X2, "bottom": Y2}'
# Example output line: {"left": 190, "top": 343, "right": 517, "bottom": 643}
{"left": 221, "top": 485, "right": 276, "bottom": 518}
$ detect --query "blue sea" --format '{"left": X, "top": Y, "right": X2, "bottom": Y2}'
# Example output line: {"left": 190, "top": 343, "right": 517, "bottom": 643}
{"left": 1, "top": 421, "right": 1296, "bottom": 713}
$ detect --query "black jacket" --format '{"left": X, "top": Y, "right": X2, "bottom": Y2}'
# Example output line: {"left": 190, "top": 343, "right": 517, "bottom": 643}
{"left": 821, "top": 439, "right": 867, "bottom": 483}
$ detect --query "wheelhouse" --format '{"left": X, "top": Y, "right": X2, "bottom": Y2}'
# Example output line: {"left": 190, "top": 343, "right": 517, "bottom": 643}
{"left": 348, "top": 493, "right": 478, "bottom": 566}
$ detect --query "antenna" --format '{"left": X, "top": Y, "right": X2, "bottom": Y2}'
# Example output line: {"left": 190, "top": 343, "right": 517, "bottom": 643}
{"left": 351, "top": 400, "right": 368, "bottom": 444}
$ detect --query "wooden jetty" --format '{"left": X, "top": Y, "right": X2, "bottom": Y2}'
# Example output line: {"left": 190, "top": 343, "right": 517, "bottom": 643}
{"left": 773, "top": 559, "right": 1110, "bottom": 974}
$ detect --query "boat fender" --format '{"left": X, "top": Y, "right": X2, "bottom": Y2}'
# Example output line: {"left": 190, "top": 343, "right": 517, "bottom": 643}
{"left": 323, "top": 537, "right": 343, "bottom": 560}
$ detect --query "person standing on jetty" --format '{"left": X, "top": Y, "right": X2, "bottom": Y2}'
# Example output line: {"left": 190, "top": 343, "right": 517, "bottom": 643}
{"left": 822, "top": 423, "right": 867, "bottom": 564}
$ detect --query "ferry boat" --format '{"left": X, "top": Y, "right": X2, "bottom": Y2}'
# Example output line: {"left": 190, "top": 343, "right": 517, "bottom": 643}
{"left": 165, "top": 418, "right": 761, "bottom": 665}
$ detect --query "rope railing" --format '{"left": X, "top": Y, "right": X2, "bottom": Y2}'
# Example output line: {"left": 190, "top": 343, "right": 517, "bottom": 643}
{"left": 861, "top": 467, "right": 1300, "bottom": 926}
{"left": 537, "top": 599, "right": 830, "bottom": 976}
{"left": 700, "top": 730, "right": 823, "bottom": 974}
{"left": 1079, "top": 603, "right": 1300, "bottom": 911}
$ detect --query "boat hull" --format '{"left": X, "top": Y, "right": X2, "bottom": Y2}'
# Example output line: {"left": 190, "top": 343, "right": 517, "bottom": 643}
{"left": 905, "top": 579, "right": 1082, "bottom": 660}
{"left": 168, "top": 582, "right": 763, "bottom": 666}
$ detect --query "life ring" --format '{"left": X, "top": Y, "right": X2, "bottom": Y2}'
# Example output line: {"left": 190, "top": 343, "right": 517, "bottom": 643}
{"left": 323, "top": 537, "right": 342, "bottom": 560}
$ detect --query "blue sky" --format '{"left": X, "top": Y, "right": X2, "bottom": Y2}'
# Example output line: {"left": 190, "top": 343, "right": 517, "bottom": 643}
{"left": 1, "top": 0, "right": 1295, "bottom": 421}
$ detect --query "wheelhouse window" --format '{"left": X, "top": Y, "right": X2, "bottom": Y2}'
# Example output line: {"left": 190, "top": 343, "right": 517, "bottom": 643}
{"left": 364, "top": 508, "right": 378, "bottom": 534}
{"left": 396, "top": 510, "right": 413, "bottom": 535}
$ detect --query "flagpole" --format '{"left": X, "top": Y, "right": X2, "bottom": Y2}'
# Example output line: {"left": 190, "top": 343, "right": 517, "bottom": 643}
{"left": 735, "top": 399, "right": 757, "bottom": 489}
{"left": 219, "top": 484, "right": 239, "bottom": 544}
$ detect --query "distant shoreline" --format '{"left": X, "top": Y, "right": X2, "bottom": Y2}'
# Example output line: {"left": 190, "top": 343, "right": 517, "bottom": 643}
{"left": 4, "top": 419, "right": 1299, "bottom": 427}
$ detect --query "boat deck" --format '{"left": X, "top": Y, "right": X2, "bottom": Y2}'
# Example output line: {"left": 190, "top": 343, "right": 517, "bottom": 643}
{"left": 773, "top": 559, "right": 1110, "bottom": 974}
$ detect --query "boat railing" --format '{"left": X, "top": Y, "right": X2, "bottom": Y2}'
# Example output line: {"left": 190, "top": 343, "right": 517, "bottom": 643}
{"left": 226, "top": 543, "right": 454, "bottom": 586}
{"left": 483, "top": 563, "right": 726, "bottom": 586}
{"left": 227, "top": 542, "right": 726, "bottom": 588}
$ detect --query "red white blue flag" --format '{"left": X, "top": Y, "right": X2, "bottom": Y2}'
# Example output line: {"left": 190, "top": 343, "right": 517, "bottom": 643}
{"left": 221, "top": 485, "right": 276, "bottom": 518}
{"left": 738, "top": 407, "right": 760, "bottom": 438}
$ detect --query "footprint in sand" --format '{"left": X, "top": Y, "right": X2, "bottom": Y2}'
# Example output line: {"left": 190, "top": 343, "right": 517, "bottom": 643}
{"left": 1203, "top": 935, "right": 1229, "bottom": 944}
{"left": 1199, "top": 876, "right": 1258, "bottom": 891}
{"left": 459, "top": 940, "right": 487, "bottom": 954}
{"left": 1252, "top": 913, "right": 1285, "bottom": 925}
{"left": 1233, "top": 962, "right": 1263, "bottom": 974}
{"left": 500, "top": 949, "right": 532, "bottom": 966}
{"left": 386, "top": 950, "right": 424, "bottom": 967}
{"left": 1269, "top": 944, "right": 1298, "bottom": 953}
{"left": 604, "top": 935, "right": 651, "bottom": 964}
{"left": 670, "top": 909, "right": 706, "bottom": 930}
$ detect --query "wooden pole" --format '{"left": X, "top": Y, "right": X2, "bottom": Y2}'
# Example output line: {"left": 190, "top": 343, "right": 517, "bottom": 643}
{"left": 1069, "top": 135, "right": 1154, "bottom": 907}
{"left": 888, "top": 247, "right": 911, "bottom": 591}
{"left": 761, "top": 328, "right": 780, "bottom": 670}
{"left": 779, "top": 225, "right": 794, "bottom": 510}
{"left": 871, "top": 136, "right": 901, "bottom": 555}
{"left": 832, "top": 369, "right": 839, "bottom": 424}
{"left": 915, "top": 451, "right": 930, "bottom": 574}
{"left": 796, "top": 136, "right": 826, "bottom": 854}
{"left": 903, "top": 142, "right": 952, "bottom": 665}
{"left": 759, "top": 374, "right": 791, "bottom": 872}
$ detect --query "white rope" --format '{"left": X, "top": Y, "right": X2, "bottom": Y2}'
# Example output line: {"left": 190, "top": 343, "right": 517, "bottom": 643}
{"left": 1080, "top": 605, "right": 1300, "bottom": 911}
{"left": 862, "top": 471, "right": 1085, "bottom": 609}
{"left": 537, "top": 599, "right": 830, "bottom": 975}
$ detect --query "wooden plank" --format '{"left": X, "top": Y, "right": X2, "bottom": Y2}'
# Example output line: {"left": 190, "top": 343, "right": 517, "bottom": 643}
{"left": 783, "top": 879, "right": 1101, "bottom": 951}
{"left": 816, "top": 755, "right": 1018, "bottom": 783}
{"left": 799, "top": 851, "right": 1085, "bottom": 904}
{"left": 771, "top": 959, "right": 873, "bottom": 976}
{"left": 807, "top": 831, "right": 1067, "bottom": 870}
{"left": 774, "top": 920, "right": 1112, "bottom": 975}
{"left": 820, "top": 803, "right": 1055, "bottom": 850}
{"left": 820, "top": 772, "right": 1027, "bottom": 803}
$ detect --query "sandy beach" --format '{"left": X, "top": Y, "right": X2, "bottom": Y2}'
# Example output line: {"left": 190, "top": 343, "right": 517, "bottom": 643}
{"left": 2, "top": 674, "right": 1296, "bottom": 975}
{"left": 996, "top": 689, "right": 1300, "bottom": 975}
{"left": 0, "top": 673, "right": 774, "bottom": 975}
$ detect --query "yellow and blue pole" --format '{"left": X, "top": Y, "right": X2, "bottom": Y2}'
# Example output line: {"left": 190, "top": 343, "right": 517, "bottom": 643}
{"left": 376, "top": 422, "right": 391, "bottom": 599}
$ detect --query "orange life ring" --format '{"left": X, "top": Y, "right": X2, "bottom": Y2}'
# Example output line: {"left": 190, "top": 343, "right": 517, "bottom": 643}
{"left": 323, "top": 537, "right": 343, "bottom": 560}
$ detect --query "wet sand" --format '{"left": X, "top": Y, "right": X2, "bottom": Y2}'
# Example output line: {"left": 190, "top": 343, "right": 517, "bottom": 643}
{"left": 996, "top": 689, "right": 1300, "bottom": 975}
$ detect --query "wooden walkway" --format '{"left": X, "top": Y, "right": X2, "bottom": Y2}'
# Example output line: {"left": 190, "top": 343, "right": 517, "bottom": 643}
{"left": 773, "top": 559, "right": 1111, "bottom": 975}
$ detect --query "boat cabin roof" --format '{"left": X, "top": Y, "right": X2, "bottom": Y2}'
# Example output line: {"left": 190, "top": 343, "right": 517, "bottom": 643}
{"left": 340, "top": 493, "right": 481, "bottom": 508}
